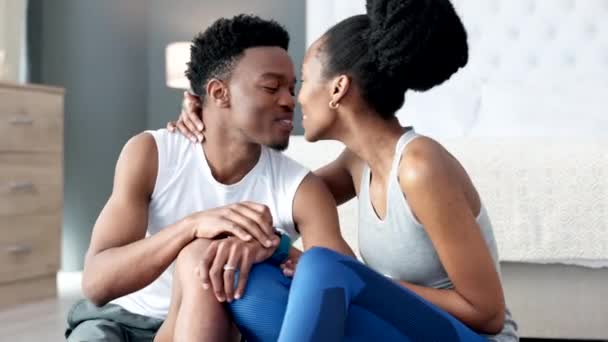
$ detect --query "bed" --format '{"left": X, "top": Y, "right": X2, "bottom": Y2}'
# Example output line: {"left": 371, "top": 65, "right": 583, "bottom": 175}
{"left": 285, "top": 137, "right": 608, "bottom": 340}
{"left": 294, "top": 0, "right": 608, "bottom": 339}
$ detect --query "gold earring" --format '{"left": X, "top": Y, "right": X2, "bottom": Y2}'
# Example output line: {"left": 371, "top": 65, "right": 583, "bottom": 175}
{"left": 329, "top": 101, "right": 340, "bottom": 109}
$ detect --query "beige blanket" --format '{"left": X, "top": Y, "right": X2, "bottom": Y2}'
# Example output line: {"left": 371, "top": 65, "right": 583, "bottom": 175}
{"left": 443, "top": 138, "right": 608, "bottom": 268}
{"left": 285, "top": 137, "right": 608, "bottom": 268}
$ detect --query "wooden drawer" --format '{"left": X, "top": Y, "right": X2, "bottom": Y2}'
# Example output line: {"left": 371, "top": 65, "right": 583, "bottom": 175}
{"left": 0, "top": 153, "right": 62, "bottom": 217}
{"left": 0, "top": 274, "right": 57, "bottom": 308}
{"left": 0, "top": 215, "right": 61, "bottom": 284}
{"left": 0, "top": 87, "right": 63, "bottom": 152}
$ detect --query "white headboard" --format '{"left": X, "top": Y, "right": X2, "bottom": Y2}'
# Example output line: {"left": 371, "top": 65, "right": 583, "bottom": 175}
{"left": 453, "top": 0, "right": 608, "bottom": 82}
{"left": 306, "top": 0, "right": 608, "bottom": 138}
{"left": 295, "top": 0, "right": 608, "bottom": 258}
{"left": 307, "top": 0, "right": 608, "bottom": 81}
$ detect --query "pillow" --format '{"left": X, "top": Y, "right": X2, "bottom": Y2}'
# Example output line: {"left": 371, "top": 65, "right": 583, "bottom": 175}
{"left": 396, "top": 74, "right": 482, "bottom": 139}
{"left": 468, "top": 80, "right": 608, "bottom": 137}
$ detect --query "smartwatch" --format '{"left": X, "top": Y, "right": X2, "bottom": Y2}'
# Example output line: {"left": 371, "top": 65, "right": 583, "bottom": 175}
{"left": 269, "top": 230, "right": 291, "bottom": 266}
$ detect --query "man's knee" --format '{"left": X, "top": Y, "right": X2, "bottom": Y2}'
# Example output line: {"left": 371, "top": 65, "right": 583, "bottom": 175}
{"left": 174, "top": 238, "right": 223, "bottom": 308}
{"left": 177, "top": 238, "right": 213, "bottom": 262}
{"left": 67, "top": 319, "right": 125, "bottom": 341}
{"left": 175, "top": 238, "right": 213, "bottom": 278}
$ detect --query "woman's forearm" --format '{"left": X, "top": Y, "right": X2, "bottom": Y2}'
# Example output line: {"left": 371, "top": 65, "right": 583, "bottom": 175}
{"left": 397, "top": 280, "right": 505, "bottom": 334}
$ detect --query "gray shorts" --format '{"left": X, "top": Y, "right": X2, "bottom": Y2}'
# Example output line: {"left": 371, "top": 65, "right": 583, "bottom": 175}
{"left": 65, "top": 299, "right": 163, "bottom": 341}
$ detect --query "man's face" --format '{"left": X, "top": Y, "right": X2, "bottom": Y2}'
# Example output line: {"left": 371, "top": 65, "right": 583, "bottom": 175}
{"left": 226, "top": 47, "right": 296, "bottom": 151}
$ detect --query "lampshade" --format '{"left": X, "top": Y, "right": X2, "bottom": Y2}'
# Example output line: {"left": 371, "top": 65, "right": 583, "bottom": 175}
{"left": 165, "top": 41, "right": 191, "bottom": 89}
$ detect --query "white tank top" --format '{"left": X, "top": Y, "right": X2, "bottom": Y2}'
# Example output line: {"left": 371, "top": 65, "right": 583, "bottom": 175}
{"left": 111, "top": 129, "right": 309, "bottom": 319}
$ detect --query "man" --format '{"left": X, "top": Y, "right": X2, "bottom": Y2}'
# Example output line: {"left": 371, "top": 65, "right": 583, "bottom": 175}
{"left": 66, "top": 14, "right": 353, "bottom": 341}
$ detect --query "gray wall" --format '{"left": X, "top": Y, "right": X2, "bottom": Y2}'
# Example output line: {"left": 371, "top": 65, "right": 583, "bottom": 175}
{"left": 29, "top": 0, "right": 149, "bottom": 271}
{"left": 28, "top": 0, "right": 305, "bottom": 271}
{"left": 146, "top": 0, "right": 306, "bottom": 130}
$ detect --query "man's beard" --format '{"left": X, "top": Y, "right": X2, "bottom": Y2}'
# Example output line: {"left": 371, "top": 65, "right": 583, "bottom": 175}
{"left": 268, "top": 138, "right": 289, "bottom": 151}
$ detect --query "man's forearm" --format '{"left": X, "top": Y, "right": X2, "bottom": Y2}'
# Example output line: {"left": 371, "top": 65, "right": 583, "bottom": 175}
{"left": 83, "top": 219, "right": 195, "bottom": 306}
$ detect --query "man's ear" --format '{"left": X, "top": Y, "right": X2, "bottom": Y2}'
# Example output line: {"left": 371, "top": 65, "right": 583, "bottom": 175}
{"left": 329, "top": 74, "right": 350, "bottom": 105}
{"left": 206, "top": 78, "right": 230, "bottom": 108}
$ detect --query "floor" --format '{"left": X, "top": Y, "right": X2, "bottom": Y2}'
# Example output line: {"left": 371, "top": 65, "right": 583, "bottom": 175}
{"left": 0, "top": 272, "right": 83, "bottom": 341}
{"left": 0, "top": 273, "right": 602, "bottom": 341}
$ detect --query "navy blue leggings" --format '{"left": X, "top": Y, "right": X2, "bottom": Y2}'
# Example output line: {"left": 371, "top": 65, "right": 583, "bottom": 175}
{"left": 229, "top": 247, "right": 487, "bottom": 342}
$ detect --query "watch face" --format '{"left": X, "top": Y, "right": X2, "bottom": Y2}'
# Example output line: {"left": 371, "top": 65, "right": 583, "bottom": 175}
{"left": 273, "top": 234, "right": 291, "bottom": 264}
{"left": 279, "top": 252, "right": 289, "bottom": 261}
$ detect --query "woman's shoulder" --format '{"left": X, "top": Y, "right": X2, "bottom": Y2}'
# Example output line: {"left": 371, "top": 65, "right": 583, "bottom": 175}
{"left": 399, "top": 134, "right": 480, "bottom": 211}
{"left": 402, "top": 134, "right": 446, "bottom": 168}
{"left": 398, "top": 135, "right": 458, "bottom": 190}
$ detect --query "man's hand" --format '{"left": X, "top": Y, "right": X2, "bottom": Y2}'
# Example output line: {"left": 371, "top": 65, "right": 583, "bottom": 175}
{"left": 197, "top": 237, "right": 276, "bottom": 303}
{"left": 167, "top": 91, "right": 205, "bottom": 143}
{"left": 187, "top": 201, "right": 278, "bottom": 248}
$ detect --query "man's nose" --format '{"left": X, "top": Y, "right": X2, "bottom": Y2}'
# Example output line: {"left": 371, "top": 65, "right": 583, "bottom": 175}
{"left": 279, "top": 89, "right": 295, "bottom": 111}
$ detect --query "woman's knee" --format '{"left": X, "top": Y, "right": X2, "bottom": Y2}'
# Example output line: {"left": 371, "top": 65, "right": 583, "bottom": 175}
{"left": 229, "top": 262, "right": 289, "bottom": 341}
{"left": 229, "top": 262, "right": 289, "bottom": 316}
{"left": 231, "top": 262, "right": 288, "bottom": 304}
{"left": 297, "top": 247, "right": 347, "bottom": 276}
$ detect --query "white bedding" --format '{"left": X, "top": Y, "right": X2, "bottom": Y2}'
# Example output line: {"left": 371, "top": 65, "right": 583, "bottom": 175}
{"left": 443, "top": 138, "right": 608, "bottom": 268}
{"left": 285, "top": 136, "right": 608, "bottom": 268}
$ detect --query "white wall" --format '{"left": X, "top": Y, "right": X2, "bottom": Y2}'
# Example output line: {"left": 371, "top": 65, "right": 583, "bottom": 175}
{"left": 0, "top": 0, "right": 27, "bottom": 82}
{"left": 28, "top": 0, "right": 306, "bottom": 271}
{"left": 306, "top": 0, "right": 365, "bottom": 47}
{"left": 304, "top": 0, "right": 608, "bottom": 140}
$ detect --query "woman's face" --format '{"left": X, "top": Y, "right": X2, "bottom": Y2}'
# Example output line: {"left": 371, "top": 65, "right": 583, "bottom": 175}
{"left": 297, "top": 40, "right": 338, "bottom": 142}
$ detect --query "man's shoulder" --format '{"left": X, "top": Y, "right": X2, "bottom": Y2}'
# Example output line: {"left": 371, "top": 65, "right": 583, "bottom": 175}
{"left": 112, "top": 132, "right": 158, "bottom": 197}
{"left": 122, "top": 132, "right": 157, "bottom": 160}
{"left": 144, "top": 128, "right": 197, "bottom": 168}
{"left": 144, "top": 128, "right": 191, "bottom": 151}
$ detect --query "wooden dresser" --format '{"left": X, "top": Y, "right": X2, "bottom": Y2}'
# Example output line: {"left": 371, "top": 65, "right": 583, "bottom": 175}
{"left": 0, "top": 82, "right": 64, "bottom": 307}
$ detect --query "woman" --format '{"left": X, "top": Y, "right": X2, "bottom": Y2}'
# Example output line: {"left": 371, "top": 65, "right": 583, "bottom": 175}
{"left": 170, "top": 0, "right": 518, "bottom": 340}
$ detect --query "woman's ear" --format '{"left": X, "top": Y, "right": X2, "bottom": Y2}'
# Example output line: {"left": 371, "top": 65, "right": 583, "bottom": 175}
{"left": 206, "top": 78, "right": 230, "bottom": 108}
{"left": 329, "top": 74, "right": 350, "bottom": 105}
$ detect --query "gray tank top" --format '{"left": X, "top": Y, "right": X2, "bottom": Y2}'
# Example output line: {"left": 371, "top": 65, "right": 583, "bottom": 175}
{"left": 358, "top": 129, "right": 518, "bottom": 341}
